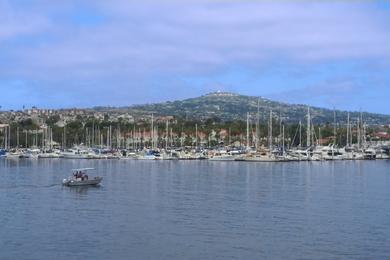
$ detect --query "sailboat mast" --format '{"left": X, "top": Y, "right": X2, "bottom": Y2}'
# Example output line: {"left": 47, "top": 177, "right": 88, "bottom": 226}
{"left": 106, "top": 128, "right": 109, "bottom": 149}
{"left": 299, "top": 120, "right": 302, "bottom": 148}
{"left": 269, "top": 110, "right": 272, "bottom": 150}
{"left": 279, "top": 111, "right": 282, "bottom": 147}
{"left": 4, "top": 126, "right": 7, "bottom": 150}
{"left": 318, "top": 127, "right": 321, "bottom": 146}
{"left": 92, "top": 121, "right": 95, "bottom": 147}
{"left": 170, "top": 127, "right": 173, "bottom": 148}
{"left": 256, "top": 99, "right": 260, "bottom": 150}
{"left": 347, "top": 112, "right": 350, "bottom": 147}
{"left": 17, "top": 127, "right": 19, "bottom": 148}
{"left": 195, "top": 123, "right": 198, "bottom": 149}
{"left": 42, "top": 127, "right": 45, "bottom": 150}
{"left": 246, "top": 112, "right": 250, "bottom": 150}
{"left": 361, "top": 111, "right": 365, "bottom": 147}
{"left": 63, "top": 125, "right": 66, "bottom": 149}
{"left": 333, "top": 109, "right": 336, "bottom": 145}
{"left": 151, "top": 114, "right": 154, "bottom": 149}
{"left": 307, "top": 107, "right": 311, "bottom": 147}
{"left": 282, "top": 122, "right": 285, "bottom": 155}
{"left": 7, "top": 126, "right": 10, "bottom": 149}
{"left": 166, "top": 120, "right": 169, "bottom": 150}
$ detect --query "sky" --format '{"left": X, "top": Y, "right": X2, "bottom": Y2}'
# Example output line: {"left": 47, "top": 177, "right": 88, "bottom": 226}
{"left": 0, "top": 0, "right": 390, "bottom": 113}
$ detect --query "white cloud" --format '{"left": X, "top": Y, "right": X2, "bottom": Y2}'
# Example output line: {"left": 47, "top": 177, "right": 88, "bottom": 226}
{"left": 0, "top": 1, "right": 50, "bottom": 40}
{"left": 0, "top": 0, "right": 389, "bottom": 109}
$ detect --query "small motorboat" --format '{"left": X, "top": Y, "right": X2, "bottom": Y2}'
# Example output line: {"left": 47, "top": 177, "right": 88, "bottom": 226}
{"left": 62, "top": 168, "right": 103, "bottom": 187}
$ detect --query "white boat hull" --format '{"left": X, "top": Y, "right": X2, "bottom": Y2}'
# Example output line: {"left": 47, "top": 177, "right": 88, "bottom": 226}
{"left": 62, "top": 177, "right": 103, "bottom": 186}
{"left": 209, "top": 156, "right": 236, "bottom": 161}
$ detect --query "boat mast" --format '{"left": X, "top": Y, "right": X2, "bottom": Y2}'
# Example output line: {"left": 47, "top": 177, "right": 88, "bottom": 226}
{"left": 307, "top": 107, "right": 311, "bottom": 147}
{"left": 151, "top": 114, "right": 154, "bottom": 149}
{"left": 318, "top": 126, "right": 321, "bottom": 146}
{"left": 17, "top": 127, "right": 19, "bottom": 148}
{"left": 195, "top": 123, "right": 198, "bottom": 150}
{"left": 279, "top": 111, "right": 282, "bottom": 148}
{"left": 111, "top": 125, "right": 113, "bottom": 149}
{"left": 268, "top": 110, "right": 272, "bottom": 150}
{"left": 85, "top": 127, "right": 88, "bottom": 147}
{"left": 7, "top": 126, "right": 10, "bottom": 150}
{"left": 4, "top": 126, "right": 7, "bottom": 150}
{"left": 361, "top": 111, "right": 365, "bottom": 148}
{"left": 154, "top": 122, "right": 157, "bottom": 149}
{"left": 256, "top": 99, "right": 260, "bottom": 150}
{"left": 92, "top": 121, "right": 95, "bottom": 147}
{"left": 6, "top": 126, "right": 9, "bottom": 150}
{"left": 246, "top": 112, "right": 250, "bottom": 150}
{"left": 347, "top": 112, "right": 350, "bottom": 147}
{"left": 165, "top": 120, "right": 169, "bottom": 150}
{"left": 132, "top": 124, "right": 135, "bottom": 150}
{"left": 333, "top": 108, "right": 336, "bottom": 146}
{"left": 299, "top": 120, "right": 302, "bottom": 148}
{"left": 282, "top": 122, "right": 285, "bottom": 155}
{"left": 110, "top": 125, "right": 113, "bottom": 149}
{"left": 349, "top": 117, "right": 353, "bottom": 146}
{"left": 143, "top": 128, "right": 146, "bottom": 149}
{"left": 170, "top": 127, "right": 173, "bottom": 148}
{"left": 117, "top": 127, "right": 119, "bottom": 149}
{"left": 42, "top": 127, "right": 44, "bottom": 150}
{"left": 63, "top": 125, "right": 66, "bottom": 149}
{"left": 357, "top": 116, "right": 361, "bottom": 148}
{"left": 106, "top": 127, "right": 109, "bottom": 149}
{"left": 180, "top": 126, "right": 184, "bottom": 148}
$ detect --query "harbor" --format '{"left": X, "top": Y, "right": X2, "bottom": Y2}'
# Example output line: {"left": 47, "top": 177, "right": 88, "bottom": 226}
{"left": 1, "top": 106, "right": 389, "bottom": 162}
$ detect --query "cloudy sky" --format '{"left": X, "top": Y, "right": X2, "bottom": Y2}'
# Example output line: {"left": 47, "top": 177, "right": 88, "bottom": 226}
{"left": 0, "top": 0, "right": 389, "bottom": 113}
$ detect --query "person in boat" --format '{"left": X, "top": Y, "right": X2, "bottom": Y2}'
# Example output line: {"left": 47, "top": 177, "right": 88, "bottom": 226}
{"left": 76, "top": 171, "right": 82, "bottom": 180}
{"left": 80, "top": 171, "right": 88, "bottom": 181}
{"left": 72, "top": 170, "right": 89, "bottom": 181}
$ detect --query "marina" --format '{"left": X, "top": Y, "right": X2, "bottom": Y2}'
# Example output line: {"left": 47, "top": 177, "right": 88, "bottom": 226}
{"left": 1, "top": 107, "right": 389, "bottom": 162}
{"left": 0, "top": 144, "right": 389, "bottom": 162}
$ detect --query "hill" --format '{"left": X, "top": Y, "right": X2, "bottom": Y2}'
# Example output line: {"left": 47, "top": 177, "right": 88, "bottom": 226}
{"left": 107, "top": 92, "right": 390, "bottom": 125}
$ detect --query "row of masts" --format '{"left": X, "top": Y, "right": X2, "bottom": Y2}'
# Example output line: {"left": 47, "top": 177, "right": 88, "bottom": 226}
{"left": 1, "top": 107, "right": 370, "bottom": 150}
{"left": 1, "top": 126, "right": 55, "bottom": 151}
{"left": 244, "top": 105, "right": 368, "bottom": 151}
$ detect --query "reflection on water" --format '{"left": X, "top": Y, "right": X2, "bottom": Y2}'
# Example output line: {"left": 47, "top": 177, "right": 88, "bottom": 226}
{"left": 63, "top": 185, "right": 102, "bottom": 196}
{"left": 1, "top": 159, "right": 390, "bottom": 260}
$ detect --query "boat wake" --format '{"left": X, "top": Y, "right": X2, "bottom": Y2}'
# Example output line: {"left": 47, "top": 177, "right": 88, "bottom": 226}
{"left": 0, "top": 183, "right": 61, "bottom": 189}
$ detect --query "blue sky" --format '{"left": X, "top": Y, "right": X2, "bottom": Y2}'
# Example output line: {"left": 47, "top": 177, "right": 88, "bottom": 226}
{"left": 0, "top": 0, "right": 390, "bottom": 114}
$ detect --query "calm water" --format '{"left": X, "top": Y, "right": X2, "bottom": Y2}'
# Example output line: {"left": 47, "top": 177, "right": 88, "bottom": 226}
{"left": 1, "top": 159, "right": 390, "bottom": 260}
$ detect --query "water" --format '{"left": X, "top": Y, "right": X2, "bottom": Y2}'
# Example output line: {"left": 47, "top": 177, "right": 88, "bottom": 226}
{"left": 1, "top": 159, "right": 390, "bottom": 260}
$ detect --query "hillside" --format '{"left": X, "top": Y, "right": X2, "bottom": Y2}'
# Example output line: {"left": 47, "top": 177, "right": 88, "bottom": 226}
{"left": 105, "top": 92, "right": 389, "bottom": 125}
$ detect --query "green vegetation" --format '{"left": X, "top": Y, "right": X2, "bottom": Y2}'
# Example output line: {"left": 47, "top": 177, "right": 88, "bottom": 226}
{"left": 126, "top": 92, "right": 390, "bottom": 125}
